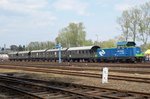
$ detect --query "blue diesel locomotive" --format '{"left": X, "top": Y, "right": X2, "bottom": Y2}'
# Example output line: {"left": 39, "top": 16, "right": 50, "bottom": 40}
{"left": 97, "top": 41, "right": 145, "bottom": 63}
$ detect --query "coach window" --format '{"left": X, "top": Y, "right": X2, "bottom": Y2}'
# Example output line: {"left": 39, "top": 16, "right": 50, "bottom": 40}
{"left": 86, "top": 50, "right": 88, "bottom": 54}
{"left": 85, "top": 50, "right": 87, "bottom": 54}
{"left": 82, "top": 51, "right": 85, "bottom": 54}
{"left": 36, "top": 53, "right": 38, "bottom": 56}
{"left": 70, "top": 51, "right": 72, "bottom": 55}
{"left": 72, "top": 51, "right": 74, "bottom": 54}
{"left": 88, "top": 50, "right": 90, "bottom": 54}
{"left": 89, "top": 50, "right": 91, "bottom": 54}
{"left": 76, "top": 50, "right": 79, "bottom": 54}
{"left": 80, "top": 50, "right": 82, "bottom": 54}
{"left": 90, "top": 50, "right": 93, "bottom": 54}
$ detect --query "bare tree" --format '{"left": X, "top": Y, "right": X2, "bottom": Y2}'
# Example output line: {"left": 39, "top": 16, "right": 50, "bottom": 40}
{"left": 138, "top": 2, "right": 150, "bottom": 46}
{"left": 129, "top": 8, "right": 141, "bottom": 42}
{"left": 117, "top": 2, "right": 150, "bottom": 44}
{"left": 117, "top": 11, "right": 131, "bottom": 41}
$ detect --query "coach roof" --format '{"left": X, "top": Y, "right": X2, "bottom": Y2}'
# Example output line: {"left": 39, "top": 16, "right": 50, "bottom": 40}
{"left": 8, "top": 52, "right": 18, "bottom": 54}
{"left": 47, "top": 48, "right": 68, "bottom": 52}
{"left": 31, "top": 49, "right": 47, "bottom": 53}
{"left": 18, "top": 51, "right": 30, "bottom": 54}
{"left": 68, "top": 46, "right": 100, "bottom": 51}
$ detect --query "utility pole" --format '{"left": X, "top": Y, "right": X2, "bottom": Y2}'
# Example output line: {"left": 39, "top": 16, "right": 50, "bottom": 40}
{"left": 96, "top": 34, "right": 99, "bottom": 45}
{"left": 56, "top": 43, "right": 61, "bottom": 63}
{"left": 58, "top": 43, "right": 61, "bottom": 64}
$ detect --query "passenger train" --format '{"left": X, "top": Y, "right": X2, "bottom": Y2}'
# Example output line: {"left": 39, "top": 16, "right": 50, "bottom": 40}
{"left": 7, "top": 41, "right": 145, "bottom": 63}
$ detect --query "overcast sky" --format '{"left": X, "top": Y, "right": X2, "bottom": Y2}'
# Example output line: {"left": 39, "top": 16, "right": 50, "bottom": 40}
{"left": 0, "top": 0, "right": 149, "bottom": 47}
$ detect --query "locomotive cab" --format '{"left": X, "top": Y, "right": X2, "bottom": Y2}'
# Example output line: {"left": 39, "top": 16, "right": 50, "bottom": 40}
{"left": 117, "top": 41, "right": 136, "bottom": 48}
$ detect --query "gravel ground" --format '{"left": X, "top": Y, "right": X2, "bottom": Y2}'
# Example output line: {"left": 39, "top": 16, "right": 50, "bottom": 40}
{"left": 0, "top": 68, "right": 150, "bottom": 94}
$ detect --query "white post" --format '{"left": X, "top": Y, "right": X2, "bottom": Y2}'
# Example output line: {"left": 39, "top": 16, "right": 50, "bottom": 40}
{"left": 102, "top": 67, "right": 108, "bottom": 83}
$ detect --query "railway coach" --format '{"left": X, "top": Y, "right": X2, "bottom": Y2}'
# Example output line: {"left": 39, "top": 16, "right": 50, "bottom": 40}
{"left": 66, "top": 46, "right": 100, "bottom": 62}
{"left": 8, "top": 51, "right": 30, "bottom": 61}
{"left": 46, "top": 48, "right": 68, "bottom": 62}
{"left": 8, "top": 45, "right": 100, "bottom": 62}
{"left": 97, "top": 41, "right": 145, "bottom": 63}
{"left": 8, "top": 52, "right": 18, "bottom": 61}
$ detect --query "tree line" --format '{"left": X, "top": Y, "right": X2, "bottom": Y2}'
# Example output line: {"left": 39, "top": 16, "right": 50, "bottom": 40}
{"left": 117, "top": 2, "right": 150, "bottom": 50}
{"left": 7, "top": 1, "right": 150, "bottom": 52}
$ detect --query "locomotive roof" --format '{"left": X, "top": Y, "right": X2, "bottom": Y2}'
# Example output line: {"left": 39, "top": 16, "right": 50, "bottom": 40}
{"left": 68, "top": 46, "right": 100, "bottom": 51}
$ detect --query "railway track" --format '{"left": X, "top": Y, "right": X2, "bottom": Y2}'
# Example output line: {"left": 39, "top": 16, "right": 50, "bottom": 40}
{"left": 1, "top": 61, "right": 150, "bottom": 68}
{"left": 0, "top": 63, "right": 150, "bottom": 74}
{"left": 0, "top": 65, "right": 150, "bottom": 84}
{"left": 0, "top": 74, "right": 150, "bottom": 99}
{"left": 0, "top": 84, "right": 42, "bottom": 99}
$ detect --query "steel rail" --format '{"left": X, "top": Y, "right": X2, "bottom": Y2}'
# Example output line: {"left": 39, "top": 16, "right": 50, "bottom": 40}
{"left": 0, "top": 83, "right": 43, "bottom": 99}
{"left": 0, "top": 74, "right": 150, "bottom": 99}
{"left": 0, "top": 65, "right": 150, "bottom": 84}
